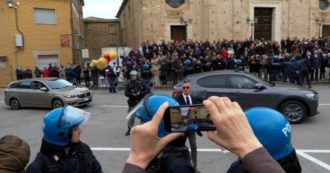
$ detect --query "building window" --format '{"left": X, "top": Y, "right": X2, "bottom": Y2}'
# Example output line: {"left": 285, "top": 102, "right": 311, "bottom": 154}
{"left": 109, "top": 25, "right": 116, "bottom": 34}
{"left": 320, "top": 0, "right": 330, "bottom": 10}
{"left": 166, "top": 0, "right": 185, "bottom": 9}
{"left": 34, "top": 8, "right": 56, "bottom": 24}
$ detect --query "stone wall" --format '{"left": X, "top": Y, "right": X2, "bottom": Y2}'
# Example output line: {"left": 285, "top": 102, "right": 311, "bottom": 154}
{"left": 117, "top": 0, "right": 327, "bottom": 48}
{"left": 84, "top": 18, "right": 121, "bottom": 60}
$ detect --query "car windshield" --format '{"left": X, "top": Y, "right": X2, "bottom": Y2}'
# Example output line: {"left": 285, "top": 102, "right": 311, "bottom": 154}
{"left": 44, "top": 79, "right": 73, "bottom": 89}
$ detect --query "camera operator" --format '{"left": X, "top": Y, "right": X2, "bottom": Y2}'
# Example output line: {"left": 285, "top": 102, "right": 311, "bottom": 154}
{"left": 122, "top": 96, "right": 285, "bottom": 173}
{"left": 125, "top": 70, "right": 151, "bottom": 136}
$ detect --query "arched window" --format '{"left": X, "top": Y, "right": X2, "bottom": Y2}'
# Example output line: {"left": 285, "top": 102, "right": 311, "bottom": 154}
{"left": 165, "top": 0, "right": 185, "bottom": 9}
{"left": 320, "top": 0, "right": 330, "bottom": 10}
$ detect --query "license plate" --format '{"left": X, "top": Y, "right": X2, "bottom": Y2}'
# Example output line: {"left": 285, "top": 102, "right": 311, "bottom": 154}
{"left": 84, "top": 97, "right": 89, "bottom": 101}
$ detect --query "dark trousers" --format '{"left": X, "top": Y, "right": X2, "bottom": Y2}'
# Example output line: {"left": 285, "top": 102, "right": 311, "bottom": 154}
{"left": 289, "top": 75, "right": 302, "bottom": 86}
{"left": 311, "top": 69, "right": 319, "bottom": 81}
{"left": 92, "top": 75, "right": 98, "bottom": 88}
{"left": 85, "top": 77, "right": 90, "bottom": 87}
{"left": 301, "top": 71, "right": 311, "bottom": 87}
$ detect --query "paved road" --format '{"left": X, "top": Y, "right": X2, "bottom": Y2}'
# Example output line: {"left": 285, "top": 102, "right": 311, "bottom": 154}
{"left": 0, "top": 85, "right": 330, "bottom": 173}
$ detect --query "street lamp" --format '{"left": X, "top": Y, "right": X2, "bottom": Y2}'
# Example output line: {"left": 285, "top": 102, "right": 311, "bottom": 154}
{"left": 246, "top": 16, "right": 258, "bottom": 40}
{"left": 7, "top": 0, "right": 20, "bottom": 8}
{"left": 315, "top": 17, "right": 325, "bottom": 38}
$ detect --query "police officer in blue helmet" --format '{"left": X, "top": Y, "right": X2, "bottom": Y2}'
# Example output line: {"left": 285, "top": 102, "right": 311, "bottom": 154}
{"left": 127, "top": 94, "right": 195, "bottom": 173}
{"left": 27, "top": 106, "right": 103, "bottom": 173}
{"left": 227, "top": 107, "right": 301, "bottom": 173}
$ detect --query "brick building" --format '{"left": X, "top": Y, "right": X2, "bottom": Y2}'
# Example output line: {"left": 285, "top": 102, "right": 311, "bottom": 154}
{"left": 84, "top": 17, "right": 121, "bottom": 60}
{"left": 0, "top": 0, "right": 84, "bottom": 86}
{"left": 116, "top": 0, "right": 330, "bottom": 48}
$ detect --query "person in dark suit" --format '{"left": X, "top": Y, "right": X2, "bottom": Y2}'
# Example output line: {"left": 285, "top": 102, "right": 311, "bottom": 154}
{"left": 173, "top": 81, "right": 199, "bottom": 173}
{"left": 175, "top": 81, "right": 198, "bottom": 106}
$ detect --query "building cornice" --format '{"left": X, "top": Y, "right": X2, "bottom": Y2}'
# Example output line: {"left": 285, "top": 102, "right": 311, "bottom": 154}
{"left": 116, "top": 0, "right": 129, "bottom": 18}
{"left": 84, "top": 17, "right": 119, "bottom": 23}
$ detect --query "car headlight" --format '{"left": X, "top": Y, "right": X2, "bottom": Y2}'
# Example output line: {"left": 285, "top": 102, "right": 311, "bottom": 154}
{"left": 306, "top": 93, "right": 318, "bottom": 100}
{"left": 63, "top": 94, "right": 76, "bottom": 98}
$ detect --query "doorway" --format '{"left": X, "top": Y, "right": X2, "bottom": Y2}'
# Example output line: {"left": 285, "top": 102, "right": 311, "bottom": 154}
{"left": 322, "top": 25, "right": 330, "bottom": 38}
{"left": 254, "top": 8, "right": 273, "bottom": 41}
{"left": 171, "top": 25, "right": 187, "bottom": 42}
{"left": 37, "top": 55, "right": 59, "bottom": 69}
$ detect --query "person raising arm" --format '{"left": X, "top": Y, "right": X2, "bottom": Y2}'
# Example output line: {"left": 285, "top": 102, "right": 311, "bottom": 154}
{"left": 122, "top": 96, "right": 285, "bottom": 173}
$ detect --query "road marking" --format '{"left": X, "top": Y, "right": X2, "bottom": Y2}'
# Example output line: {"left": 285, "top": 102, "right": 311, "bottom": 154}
{"left": 296, "top": 150, "right": 330, "bottom": 171}
{"left": 1, "top": 100, "right": 330, "bottom": 107}
{"left": 92, "top": 147, "right": 130, "bottom": 151}
{"left": 91, "top": 147, "right": 228, "bottom": 153}
{"left": 97, "top": 103, "right": 330, "bottom": 108}
{"left": 299, "top": 149, "right": 330, "bottom": 153}
{"left": 91, "top": 147, "right": 330, "bottom": 170}
{"left": 319, "top": 104, "right": 330, "bottom": 106}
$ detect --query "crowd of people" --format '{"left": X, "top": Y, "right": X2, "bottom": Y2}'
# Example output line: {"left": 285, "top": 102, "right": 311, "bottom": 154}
{"left": 15, "top": 37, "right": 330, "bottom": 90}
{"left": 121, "top": 37, "right": 330, "bottom": 88}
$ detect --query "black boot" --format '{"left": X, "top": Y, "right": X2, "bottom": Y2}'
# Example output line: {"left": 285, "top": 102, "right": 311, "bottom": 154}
{"left": 112, "top": 87, "right": 117, "bottom": 93}
{"left": 109, "top": 87, "right": 113, "bottom": 93}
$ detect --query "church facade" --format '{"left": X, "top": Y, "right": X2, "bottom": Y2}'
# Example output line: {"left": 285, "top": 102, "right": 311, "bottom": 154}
{"left": 117, "top": 0, "right": 330, "bottom": 48}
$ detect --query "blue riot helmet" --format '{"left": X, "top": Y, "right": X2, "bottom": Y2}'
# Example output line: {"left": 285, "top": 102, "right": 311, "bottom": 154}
{"left": 143, "top": 63, "right": 150, "bottom": 70}
{"left": 273, "top": 55, "right": 280, "bottom": 63}
{"left": 42, "top": 106, "right": 90, "bottom": 147}
{"left": 127, "top": 94, "right": 179, "bottom": 137}
{"left": 245, "top": 107, "right": 293, "bottom": 160}
{"left": 130, "top": 70, "right": 138, "bottom": 76}
{"left": 236, "top": 59, "right": 242, "bottom": 65}
{"left": 184, "top": 59, "right": 192, "bottom": 65}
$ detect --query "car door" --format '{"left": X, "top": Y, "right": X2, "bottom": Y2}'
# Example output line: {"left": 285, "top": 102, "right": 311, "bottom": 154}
{"left": 227, "top": 74, "right": 271, "bottom": 110}
{"left": 194, "top": 74, "right": 232, "bottom": 101}
{"left": 16, "top": 81, "right": 34, "bottom": 107}
{"left": 30, "top": 81, "right": 52, "bottom": 107}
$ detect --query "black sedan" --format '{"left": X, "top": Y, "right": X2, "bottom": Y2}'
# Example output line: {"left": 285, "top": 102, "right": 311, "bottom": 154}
{"left": 172, "top": 70, "right": 319, "bottom": 124}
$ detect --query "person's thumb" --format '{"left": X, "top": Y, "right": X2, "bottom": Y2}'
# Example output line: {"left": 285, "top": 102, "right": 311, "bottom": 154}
{"left": 159, "top": 133, "right": 183, "bottom": 149}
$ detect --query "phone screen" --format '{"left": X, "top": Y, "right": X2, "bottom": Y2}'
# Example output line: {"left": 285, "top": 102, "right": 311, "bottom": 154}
{"left": 164, "top": 104, "right": 216, "bottom": 132}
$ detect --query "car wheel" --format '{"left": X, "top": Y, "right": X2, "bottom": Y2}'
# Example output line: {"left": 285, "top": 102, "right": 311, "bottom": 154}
{"left": 10, "top": 98, "right": 21, "bottom": 110}
{"left": 52, "top": 99, "right": 64, "bottom": 108}
{"left": 280, "top": 100, "right": 307, "bottom": 124}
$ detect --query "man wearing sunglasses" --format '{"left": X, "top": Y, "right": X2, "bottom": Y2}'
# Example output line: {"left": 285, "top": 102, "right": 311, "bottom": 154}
{"left": 171, "top": 81, "right": 200, "bottom": 173}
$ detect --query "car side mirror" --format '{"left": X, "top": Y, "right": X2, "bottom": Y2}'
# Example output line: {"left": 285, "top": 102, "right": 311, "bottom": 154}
{"left": 254, "top": 83, "right": 266, "bottom": 90}
{"left": 40, "top": 87, "right": 48, "bottom": 92}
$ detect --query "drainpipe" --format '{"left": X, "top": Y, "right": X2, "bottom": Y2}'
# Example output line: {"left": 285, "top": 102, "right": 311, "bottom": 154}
{"left": 14, "top": 6, "right": 24, "bottom": 80}
{"left": 14, "top": 8, "right": 24, "bottom": 50}
{"left": 70, "top": 0, "right": 75, "bottom": 64}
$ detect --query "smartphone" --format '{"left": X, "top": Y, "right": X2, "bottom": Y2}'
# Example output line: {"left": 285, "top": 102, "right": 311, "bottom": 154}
{"left": 164, "top": 104, "right": 216, "bottom": 132}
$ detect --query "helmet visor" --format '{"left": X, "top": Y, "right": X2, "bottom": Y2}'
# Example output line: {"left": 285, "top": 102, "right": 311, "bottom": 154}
{"left": 63, "top": 106, "right": 90, "bottom": 131}
{"left": 126, "top": 100, "right": 144, "bottom": 120}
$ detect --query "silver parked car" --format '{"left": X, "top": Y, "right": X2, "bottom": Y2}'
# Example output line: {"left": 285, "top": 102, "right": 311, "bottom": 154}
{"left": 4, "top": 78, "right": 92, "bottom": 109}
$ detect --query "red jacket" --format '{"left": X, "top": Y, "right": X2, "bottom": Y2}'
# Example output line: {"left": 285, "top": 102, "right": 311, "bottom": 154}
{"left": 221, "top": 48, "right": 228, "bottom": 59}
{"left": 43, "top": 69, "right": 50, "bottom": 77}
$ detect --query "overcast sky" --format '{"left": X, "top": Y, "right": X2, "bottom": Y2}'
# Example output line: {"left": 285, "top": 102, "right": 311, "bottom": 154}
{"left": 83, "top": 0, "right": 123, "bottom": 19}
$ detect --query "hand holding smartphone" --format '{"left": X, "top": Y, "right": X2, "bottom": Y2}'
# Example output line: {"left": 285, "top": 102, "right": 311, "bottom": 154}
{"left": 164, "top": 104, "right": 216, "bottom": 133}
